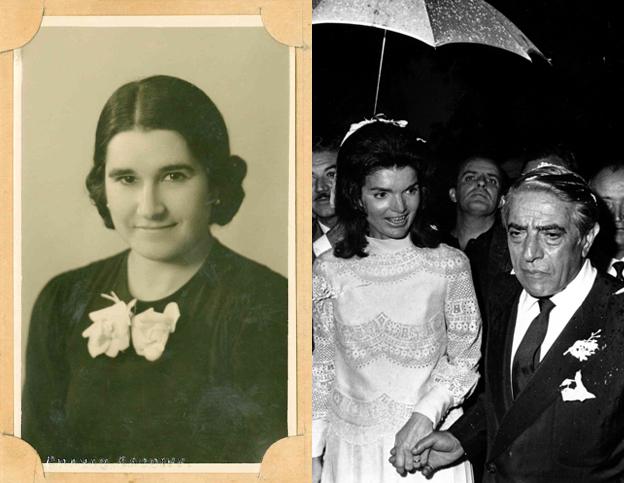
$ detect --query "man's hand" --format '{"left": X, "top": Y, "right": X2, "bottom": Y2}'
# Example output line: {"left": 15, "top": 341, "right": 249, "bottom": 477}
{"left": 389, "top": 412, "right": 433, "bottom": 476}
{"left": 312, "top": 456, "right": 323, "bottom": 483}
{"left": 411, "top": 431, "right": 465, "bottom": 478}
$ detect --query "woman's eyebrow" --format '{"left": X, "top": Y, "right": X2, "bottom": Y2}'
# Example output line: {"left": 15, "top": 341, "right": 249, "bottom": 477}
{"left": 107, "top": 168, "right": 135, "bottom": 178}
{"left": 158, "top": 163, "right": 197, "bottom": 173}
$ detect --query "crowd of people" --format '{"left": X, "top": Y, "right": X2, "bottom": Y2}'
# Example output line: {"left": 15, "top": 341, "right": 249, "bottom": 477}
{"left": 312, "top": 116, "right": 624, "bottom": 482}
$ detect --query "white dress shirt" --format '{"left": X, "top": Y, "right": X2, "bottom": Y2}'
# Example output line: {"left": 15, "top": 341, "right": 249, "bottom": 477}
{"left": 510, "top": 259, "right": 597, "bottom": 377}
{"left": 312, "top": 221, "right": 332, "bottom": 257}
{"left": 607, "top": 257, "right": 624, "bottom": 278}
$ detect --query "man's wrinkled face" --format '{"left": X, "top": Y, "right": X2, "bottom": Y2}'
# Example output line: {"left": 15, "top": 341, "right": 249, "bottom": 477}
{"left": 591, "top": 168, "right": 624, "bottom": 257}
{"left": 450, "top": 158, "right": 502, "bottom": 217}
{"left": 506, "top": 190, "right": 598, "bottom": 298}
{"left": 312, "top": 150, "right": 337, "bottom": 224}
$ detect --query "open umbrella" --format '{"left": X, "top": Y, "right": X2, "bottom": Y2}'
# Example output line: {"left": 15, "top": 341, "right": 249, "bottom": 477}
{"left": 313, "top": 0, "right": 547, "bottom": 113}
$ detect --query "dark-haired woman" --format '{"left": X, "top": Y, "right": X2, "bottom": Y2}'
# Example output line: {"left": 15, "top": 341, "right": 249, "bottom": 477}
{"left": 312, "top": 120, "right": 480, "bottom": 482}
{"left": 22, "top": 75, "right": 287, "bottom": 463}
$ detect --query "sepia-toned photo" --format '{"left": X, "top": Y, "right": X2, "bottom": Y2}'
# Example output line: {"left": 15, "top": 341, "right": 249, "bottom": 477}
{"left": 15, "top": 17, "right": 293, "bottom": 470}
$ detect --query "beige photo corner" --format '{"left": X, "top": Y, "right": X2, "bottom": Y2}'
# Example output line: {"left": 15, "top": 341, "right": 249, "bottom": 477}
{"left": 0, "top": 0, "right": 312, "bottom": 482}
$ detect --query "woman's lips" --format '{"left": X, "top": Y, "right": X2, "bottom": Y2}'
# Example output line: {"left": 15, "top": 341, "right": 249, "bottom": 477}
{"left": 136, "top": 223, "right": 177, "bottom": 230}
{"left": 386, "top": 215, "right": 408, "bottom": 226}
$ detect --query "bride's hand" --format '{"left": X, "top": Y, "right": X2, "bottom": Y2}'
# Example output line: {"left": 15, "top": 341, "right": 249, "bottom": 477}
{"left": 389, "top": 412, "right": 433, "bottom": 476}
{"left": 313, "top": 456, "right": 323, "bottom": 483}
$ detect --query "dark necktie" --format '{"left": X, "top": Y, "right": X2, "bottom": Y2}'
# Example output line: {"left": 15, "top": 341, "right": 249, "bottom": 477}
{"left": 512, "top": 298, "right": 555, "bottom": 398}
{"left": 613, "top": 261, "right": 624, "bottom": 282}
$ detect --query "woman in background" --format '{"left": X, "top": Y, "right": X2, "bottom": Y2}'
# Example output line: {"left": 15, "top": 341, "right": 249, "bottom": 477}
{"left": 22, "top": 75, "right": 287, "bottom": 463}
{"left": 312, "top": 119, "right": 481, "bottom": 482}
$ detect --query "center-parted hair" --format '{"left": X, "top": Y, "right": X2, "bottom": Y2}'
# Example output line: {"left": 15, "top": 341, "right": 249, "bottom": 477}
{"left": 333, "top": 122, "right": 439, "bottom": 259}
{"left": 501, "top": 165, "right": 599, "bottom": 238}
{"left": 86, "top": 75, "right": 247, "bottom": 229}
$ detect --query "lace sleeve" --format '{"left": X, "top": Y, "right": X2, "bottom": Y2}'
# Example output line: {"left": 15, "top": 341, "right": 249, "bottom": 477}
{"left": 312, "top": 260, "right": 336, "bottom": 457}
{"left": 433, "top": 252, "right": 482, "bottom": 407}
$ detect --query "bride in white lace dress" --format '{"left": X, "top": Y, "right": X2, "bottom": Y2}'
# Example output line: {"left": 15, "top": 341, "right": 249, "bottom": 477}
{"left": 312, "top": 120, "right": 481, "bottom": 483}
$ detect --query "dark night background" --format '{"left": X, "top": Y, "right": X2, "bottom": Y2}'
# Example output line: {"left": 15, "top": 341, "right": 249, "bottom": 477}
{"left": 313, "top": 0, "right": 624, "bottom": 183}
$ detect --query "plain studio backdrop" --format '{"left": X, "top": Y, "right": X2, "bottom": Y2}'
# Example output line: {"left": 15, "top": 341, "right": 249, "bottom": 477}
{"left": 18, "top": 24, "right": 290, "bottom": 376}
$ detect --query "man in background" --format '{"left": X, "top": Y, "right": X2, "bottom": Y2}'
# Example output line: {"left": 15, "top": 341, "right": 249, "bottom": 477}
{"left": 590, "top": 163, "right": 624, "bottom": 280}
{"left": 447, "top": 155, "right": 504, "bottom": 251}
{"left": 312, "top": 136, "right": 341, "bottom": 258}
{"left": 444, "top": 155, "right": 509, "bottom": 313}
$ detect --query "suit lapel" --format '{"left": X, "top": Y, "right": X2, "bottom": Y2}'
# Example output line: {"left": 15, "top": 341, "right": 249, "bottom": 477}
{"left": 489, "top": 275, "right": 611, "bottom": 459}
{"left": 485, "top": 274, "right": 521, "bottom": 422}
{"left": 312, "top": 218, "right": 324, "bottom": 243}
{"left": 501, "top": 302, "right": 517, "bottom": 413}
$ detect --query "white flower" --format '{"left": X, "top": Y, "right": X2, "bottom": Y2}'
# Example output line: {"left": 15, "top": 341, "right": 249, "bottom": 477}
{"left": 563, "top": 330, "right": 602, "bottom": 362}
{"left": 560, "top": 370, "right": 595, "bottom": 402}
{"left": 131, "top": 302, "right": 180, "bottom": 362}
{"left": 82, "top": 292, "right": 136, "bottom": 358}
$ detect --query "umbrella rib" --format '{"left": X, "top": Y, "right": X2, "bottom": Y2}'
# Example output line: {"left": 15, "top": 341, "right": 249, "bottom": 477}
{"left": 421, "top": 0, "right": 436, "bottom": 45}
{"left": 373, "top": 29, "right": 387, "bottom": 115}
{"left": 480, "top": 0, "right": 540, "bottom": 61}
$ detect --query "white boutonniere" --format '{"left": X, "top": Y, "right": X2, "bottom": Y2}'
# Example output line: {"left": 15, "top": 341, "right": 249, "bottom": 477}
{"left": 563, "top": 330, "right": 602, "bottom": 362}
{"left": 81, "top": 292, "right": 180, "bottom": 362}
{"left": 559, "top": 370, "right": 595, "bottom": 402}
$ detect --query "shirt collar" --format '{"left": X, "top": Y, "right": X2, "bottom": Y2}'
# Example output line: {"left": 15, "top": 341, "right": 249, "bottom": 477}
{"left": 518, "top": 259, "right": 596, "bottom": 312}
{"left": 609, "top": 257, "right": 624, "bottom": 269}
{"left": 318, "top": 221, "right": 331, "bottom": 234}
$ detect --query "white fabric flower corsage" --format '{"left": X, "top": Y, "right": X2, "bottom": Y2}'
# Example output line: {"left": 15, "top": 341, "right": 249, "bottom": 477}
{"left": 82, "top": 292, "right": 136, "bottom": 358}
{"left": 82, "top": 292, "right": 180, "bottom": 361}
{"left": 559, "top": 370, "right": 595, "bottom": 402}
{"left": 131, "top": 302, "right": 180, "bottom": 362}
{"left": 563, "top": 330, "right": 602, "bottom": 361}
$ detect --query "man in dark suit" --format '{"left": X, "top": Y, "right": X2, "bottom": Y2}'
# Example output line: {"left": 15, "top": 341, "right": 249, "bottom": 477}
{"left": 409, "top": 166, "right": 624, "bottom": 482}
{"left": 312, "top": 136, "right": 340, "bottom": 259}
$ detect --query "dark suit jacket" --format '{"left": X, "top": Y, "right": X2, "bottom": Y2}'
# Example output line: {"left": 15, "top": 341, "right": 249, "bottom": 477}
{"left": 451, "top": 270, "right": 624, "bottom": 482}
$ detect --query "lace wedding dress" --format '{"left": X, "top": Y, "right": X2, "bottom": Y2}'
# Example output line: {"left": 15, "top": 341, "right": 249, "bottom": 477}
{"left": 313, "top": 236, "right": 480, "bottom": 482}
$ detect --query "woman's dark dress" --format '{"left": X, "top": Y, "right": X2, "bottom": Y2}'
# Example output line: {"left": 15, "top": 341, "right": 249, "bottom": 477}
{"left": 22, "top": 240, "right": 288, "bottom": 463}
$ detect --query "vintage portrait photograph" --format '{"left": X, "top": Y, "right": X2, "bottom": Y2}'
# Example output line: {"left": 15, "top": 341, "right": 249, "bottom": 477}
{"left": 13, "top": 15, "right": 294, "bottom": 473}
{"left": 312, "top": 1, "right": 624, "bottom": 482}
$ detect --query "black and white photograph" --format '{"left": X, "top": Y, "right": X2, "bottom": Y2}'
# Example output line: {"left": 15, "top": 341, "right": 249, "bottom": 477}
{"left": 312, "top": 1, "right": 624, "bottom": 482}
{"left": 14, "top": 16, "right": 293, "bottom": 471}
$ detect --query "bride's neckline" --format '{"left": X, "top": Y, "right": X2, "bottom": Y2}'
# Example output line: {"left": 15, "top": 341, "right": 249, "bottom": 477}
{"left": 365, "top": 234, "right": 413, "bottom": 253}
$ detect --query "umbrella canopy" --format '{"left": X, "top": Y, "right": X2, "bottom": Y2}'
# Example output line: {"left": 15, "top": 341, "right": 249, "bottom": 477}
{"left": 313, "top": 0, "right": 546, "bottom": 62}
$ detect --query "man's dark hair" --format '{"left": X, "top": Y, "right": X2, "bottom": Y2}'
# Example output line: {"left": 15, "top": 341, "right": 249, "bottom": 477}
{"left": 502, "top": 165, "right": 598, "bottom": 238}
{"left": 453, "top": 154, "right": 508, "bottom": 192}
{"left": 313, "top": 132, "right": 342, "bottom": 154}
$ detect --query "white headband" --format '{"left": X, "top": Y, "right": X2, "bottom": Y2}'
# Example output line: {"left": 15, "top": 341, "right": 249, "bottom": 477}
{"left": 340, "top": 114, "right": 413, "bottom": 146}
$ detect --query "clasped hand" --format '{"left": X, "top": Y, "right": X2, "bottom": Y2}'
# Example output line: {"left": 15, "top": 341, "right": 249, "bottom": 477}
{"left": 389, "top": 416, "right": 465, "bottom": 478}
{"left": 388, "top": 412, "right": 433, "bottom": 476}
